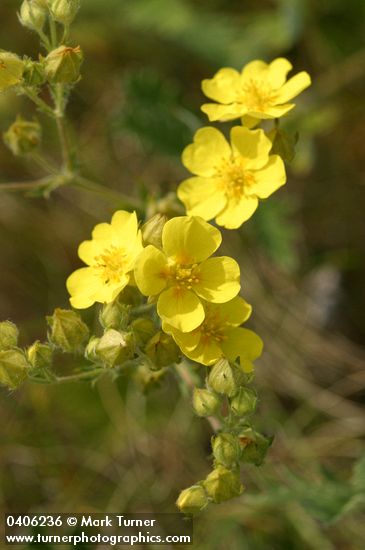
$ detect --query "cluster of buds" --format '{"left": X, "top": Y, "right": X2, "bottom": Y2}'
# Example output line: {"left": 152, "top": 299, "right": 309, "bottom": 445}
{"left": 18, "top": 0, "right": 80, "bottom": 30}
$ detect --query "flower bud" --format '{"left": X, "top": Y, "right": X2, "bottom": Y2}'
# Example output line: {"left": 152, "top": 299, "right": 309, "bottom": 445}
{"left": 230, "top": 387, "right": 257, "bottom": 417}
{"left": 176, "top": 484, "right": 208, "bottom": 515}
{"left": 239, "top": 427, "right": 273, "bottom": 466}
{"left": 142, "top": 214, "right": 167, "bottom": 249}
{"left": 133, "top": 363, "right": 166, "bottom": 392}
{"left": 268, "top": 127, "right": 298, "bottom": 163}
{"left": 203, "top": 466, "right": 243, "bottom": 504}
{"left": 47, "top": 308, "right": 89, "bottom": 353}
{"left": 99, "top": 299, "right": 131, "bottom": 331}
{"left": 95, "top": 329, "right": 134, "bottom": 368}
{"left": 192, "top": 388, "right": 221, "bottom": 417}
{"left": 207, "top": 359, "right": 237, "bottom": 397}
{"left": 3, "top": 116, "right": 41, "bottom": 156}
{"left": 27, "top": 340, "right": 53, "bottom": 370}
{"left": 0, "top": 321, "right": 19, "bottom": 351}
{"left": 84, "top": 336, "right": 100, "bottom": 362}
{"left": 49, "top": 0, "right": 80, "bottom": 25}
{"left": 0, "top": 52, "right": 24, "bottom": 91}
{"left": 212, "top": 433, "right": 241, "bottom": 469}
{"left": 145, "top": 331, "right": 180, "bottom": 368}
{"left": 130, "top": 318, "right": 155, "bottom": 347}
{"left": 0, "top": 349, "right": 29, "bottom": 389}
{"left": 18, "top": 0, "right": 48, "bottom": 32}
{"left": 44, "top": 45, "right": 83, "bottom": 83}
{"left": 22, "top": 59, "right": 46, "bottom": 87}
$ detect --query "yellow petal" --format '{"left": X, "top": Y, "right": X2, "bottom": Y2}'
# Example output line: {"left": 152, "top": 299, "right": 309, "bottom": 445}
{"left": 201, "top": 103, "right": 247, "bottom": 122}
{"left": 207, "top": 296, "right": 252, "bottom": 327}
{"left": 201, "top": 67, "right": 241, "bottom": 103}
{"left": 111, "top": 210, "right": 139, "bottom": 247}
{"left": 222, "top": 327, "right": 263, "bottom": 371}
{"left": 91, "top": 222, "right": 113, "bottom": 241}
{"left": 183, "top": 337, "right": 222, "bottom": 366}
{"left": 162, "top": 216, "right": 221, "bottom": 263}
{"left": 241, "top": 115, "right": 260, "bottom": 129}
{"left": 230, "top": 126, "right": 272, "bottom": 170}
{"left": 195, "top": 257, "right": 240, "bottom": 303}
{"left": 182, "top": 127, "right": 231, "bottom": 177}
{"left": 250, "top": 155, "right": 286, "bottom": 199}
{"left": 177, "top": 177, "right": 227, "bottom": 220}
{"left": 162, "top": 322, "right": 200, "bottom": 352}
{"left": 215, "top": 196, "right": 258, "bottom": 229}
{"left": 268, "top": 57, "right": 293, "bottom": 88}
{"left": 78, "top": 239, "right": 106, "bottom": 265}
{"left": 248, "top": 103, "right": 295, "bottom": 119}
{"left": 134, "top": 245, "right": 168, "bottom": 296}
{"left": 157, "top": 287, "right": 204, "bottom": 332}
{"left": 277, "top": 71, "right": 311, "bottom": 103}
{"left": 241, "top": 60, "right": 269, "bottom": 81}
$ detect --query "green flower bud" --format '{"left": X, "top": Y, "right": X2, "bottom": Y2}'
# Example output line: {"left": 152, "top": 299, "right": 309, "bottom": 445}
{"left": 47, "top": 308, "right": 89, "bottom": 353}
{"left": 95, "top": 329, "right": 134, "bottom": 368}
{"left": 18, "top": 0, "right": 48, "bottom": 32}
{"left": 3, "top": 116, "right": 41, "bottom": 156}
{"left": 49, "top": 0, "right": 80, "bottom": 25}
{"left": 176, "top": 484, "right": 208, "bottom": 515}
{"left": 133, "top": 363, "right": 166, "bottom": 392}
{"left": 145, "top": 330, "right": 180, "bottom": 368}
{"left": 203, "top": 466, "right": 243, "bottom": 504}
{"left": 268, "top": 127, "right": 298, "bottom": 163}
{"left": 0, "top": 321, "right": 19, "bottom": 351}
{"left": 99, "top": 299, "right": 131, "bottom": 330}
{"left": 208, "top": 359, "right": 237, "bottom": 397}
{"left": 44, "top": 45, "right": 83, "bottom": 83}
{"left": 212, "top": 433, "right": 241, "bottom": 469}
{"left": 142, "top": 214, "right": 167, "bottom": 249}
{"left": 0, "top": 348, "right": 29, "bottom": 389}
{"left": 22, "top": 59, "right": 46, "bottom": 87}
{"left": 84, "top": 336, "right": 100, "bottom": 362}
{"left": 27, "top": 340, "right": 53, "bottom": 370}
{"left": 239, "top": 427, "right": 273, "bottom": 466}
{"left": 230, "top": 387, "right": 257, "bottom": 417}
{"left": 130, "top": 318, "right": 155, "bottom": 347}
{"left": 192, "top": 388, "right": 221, "bottom": 417}
{"left": 0, "top": 51, "right": 24, "bottom": 91}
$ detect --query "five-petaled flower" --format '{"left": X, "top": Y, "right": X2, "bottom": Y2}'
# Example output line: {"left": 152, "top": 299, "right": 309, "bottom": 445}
{"left": 67, "top": 210, "right": 143, "bottom": 309}
{"left": 163, "top": 296, "right": 263, "bottom": 370}
{"left": 178, "top": 126, "right": 286, "bottom": 229}
{"left": 134, "top": 216, "right": 240, "bottom": 332}
{"left": 201, "top": 57, "right": 311, "bottom": 124}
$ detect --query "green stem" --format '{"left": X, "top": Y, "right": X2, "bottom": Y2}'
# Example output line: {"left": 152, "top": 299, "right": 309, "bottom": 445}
{"left": 49, "top": 15, "right": 58, "bottom": 48}
{"left": 0, "top": 178, "right": 52, "bottom": 192}
{"left": 54, "top": 367, "right": 105, "bottom": 384}
{"left": 73, "top": 176, "right": 143, "bottom": 209}
{"left": 21, "top": 88, "right": 55, "bottom": 118}
{"left": 31, "top": 152, "right": 59, "bottom": 174}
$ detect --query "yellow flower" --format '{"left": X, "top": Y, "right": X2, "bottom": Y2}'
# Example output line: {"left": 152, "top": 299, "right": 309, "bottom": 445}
{"left": 66, "top": 210, "right": 143, "bottom": 309}
{"left": 178, "top": 126, "right": 286, "bottom": 228}
{"left": 201, "top": 58, "right": 311, "bottom": 123}
{"left": 134, "top": 216, "right": 240, "bottom": 332}
{"left": 163, "top": 296, "right": 263, "bottom": 371}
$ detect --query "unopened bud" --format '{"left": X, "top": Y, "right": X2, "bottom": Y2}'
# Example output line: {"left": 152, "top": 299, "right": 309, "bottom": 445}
{"left": 27, "top": 341, "right": 53, "bottom": 370}
{"left": 212, "top": 433, "right": 241, "bottom": 469}
{"left": 22, "top": 59, "right": 46, "bottom": 87}
{"left": 239, "top": 427, "right": 273, "bottom": 466}
{"left": 230, "top": 387, "right": 257, "bottom": 417}
{"left": 208, "top": 359, "right": 237, "bottom": 397}
{"left": 84, "top": 336, "right": 100, "bottom": 362}
{"left": 18, "top": 0, "right": 47, "bottom": 32}
{"left": 0, "top": 349, "right": 29, "bottom": 389}
{"left": 176, "top": 484, "right": 208, "bottom": 515}
{"left": 47, "top": 308, "right": 89, "bottom": 353}
{"left": 0, "top": 52, "right": 24, "bottom": 91}
{"left": 95, "top": 329, "right": 134, "bottom": 367}
{"left": 192, "top": 388, "right": 221, "bottom": 417}
{"left": 0, "top": 321, "right": 19, "bottom": 351}
{"left": 44, "top": 45, "right": 83, "bottom": 83}
{"left": 3, "top": 116, "right": 41, "bottom": 156}
{"left": 145, "top": 331, "right": 180, "bottom": 368}
{"left": 130, "top": 318, "right": 155, "bottom": 347}
{"left": 142, "top": 214, "right": 167, "bottom": 249}
{"left": 203, "top": 466, "right": 243, "bottom": 504}
{"left": 99, "top": 299, "right": 131, "bottom": 330}
{"left": 268, "top": 127, "right": 298, "bottom": 163}
{"left": 133, "top": 363, "right": 166, "bottom": 392}
{"left": 49, "top": 0, "right": 80, "bottom": 25}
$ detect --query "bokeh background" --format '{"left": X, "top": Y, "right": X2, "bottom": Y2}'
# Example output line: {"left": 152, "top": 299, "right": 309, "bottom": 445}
{"left": 1, "top": 0, "right": 365, "bottom": 548}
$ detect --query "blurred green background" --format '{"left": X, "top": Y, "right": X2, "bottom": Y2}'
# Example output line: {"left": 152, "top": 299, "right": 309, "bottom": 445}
{"left": 1, "top": 0, "right": 365, "bottom": 548}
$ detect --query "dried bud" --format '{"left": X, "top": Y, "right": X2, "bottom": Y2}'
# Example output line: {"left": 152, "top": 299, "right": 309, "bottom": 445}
{"left": 0, "top": 349, "right": 29, "bottom": 389}
{"left": 47, "top": 308, "right": 89, "bottom": 353}
{"left": 22, "top": 59, "right": 46, "bottom": 87}
{"left": 230, "top": 387, "right": 257, "bottom": 417}
{"left": 212, "top": 433, "right": 241, "bottom": 469}
{"left": 44, "top": 45, "right": 83, "bottom": 83}
{"left": 0, "top": 51, "right": 24, "bottom": 91}
{"left": 18, "top": 0, "right": 48, "bottom": 32}
{"left": 0, "top": 321, "right": 19, "bottom": 351}
{"left": 203, "top": 466, "right": 243, "bottom": 504}
{"left": 176, "top": 485, "right": 208, "bottom": 515}
{"left": 27, "top": 341, "right": 53, "bottom": 370}
{"left": 99, "top": 299, "right": 131, "bottom": 330}
{"left": 145, "top": 331, "right": 180, "bottom": 368}
{"left": 130, "top": 318, "right": 155, "bottom": 347}
{"left": 95, "top": 329, "right": 134, "bottom": 368}
{"left": 3, "top": 116, "right": 41, "bottom": 156}
{"left": 239, "top": 427, "right": 273, "bottom": 466}
{"left": 207, "top": 359, "right": 237, "bottom": 397}
{"left": 142, "top": 214, "right": 167, "bottom": 249}
{"left": 192, "top": 388, "right": 221, "bottom": 417}
{"left": 49, "top": 0, "right": 80, "bottom": 25}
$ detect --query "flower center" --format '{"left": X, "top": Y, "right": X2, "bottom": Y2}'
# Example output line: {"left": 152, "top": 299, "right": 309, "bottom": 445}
{"left": 198, "top": 310, "right": 226, "bottom": 344}
{"left": 216, "top": 158, "right": 255, "bottom": 200}
{"left": 165, "top": 262, "right": 201, "bottom": 291}
{"left": 239, "top": 79, "right": 277, "bottom": 112}
{"left": 94, "top": 246, "right": 127, "bottom": 284}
